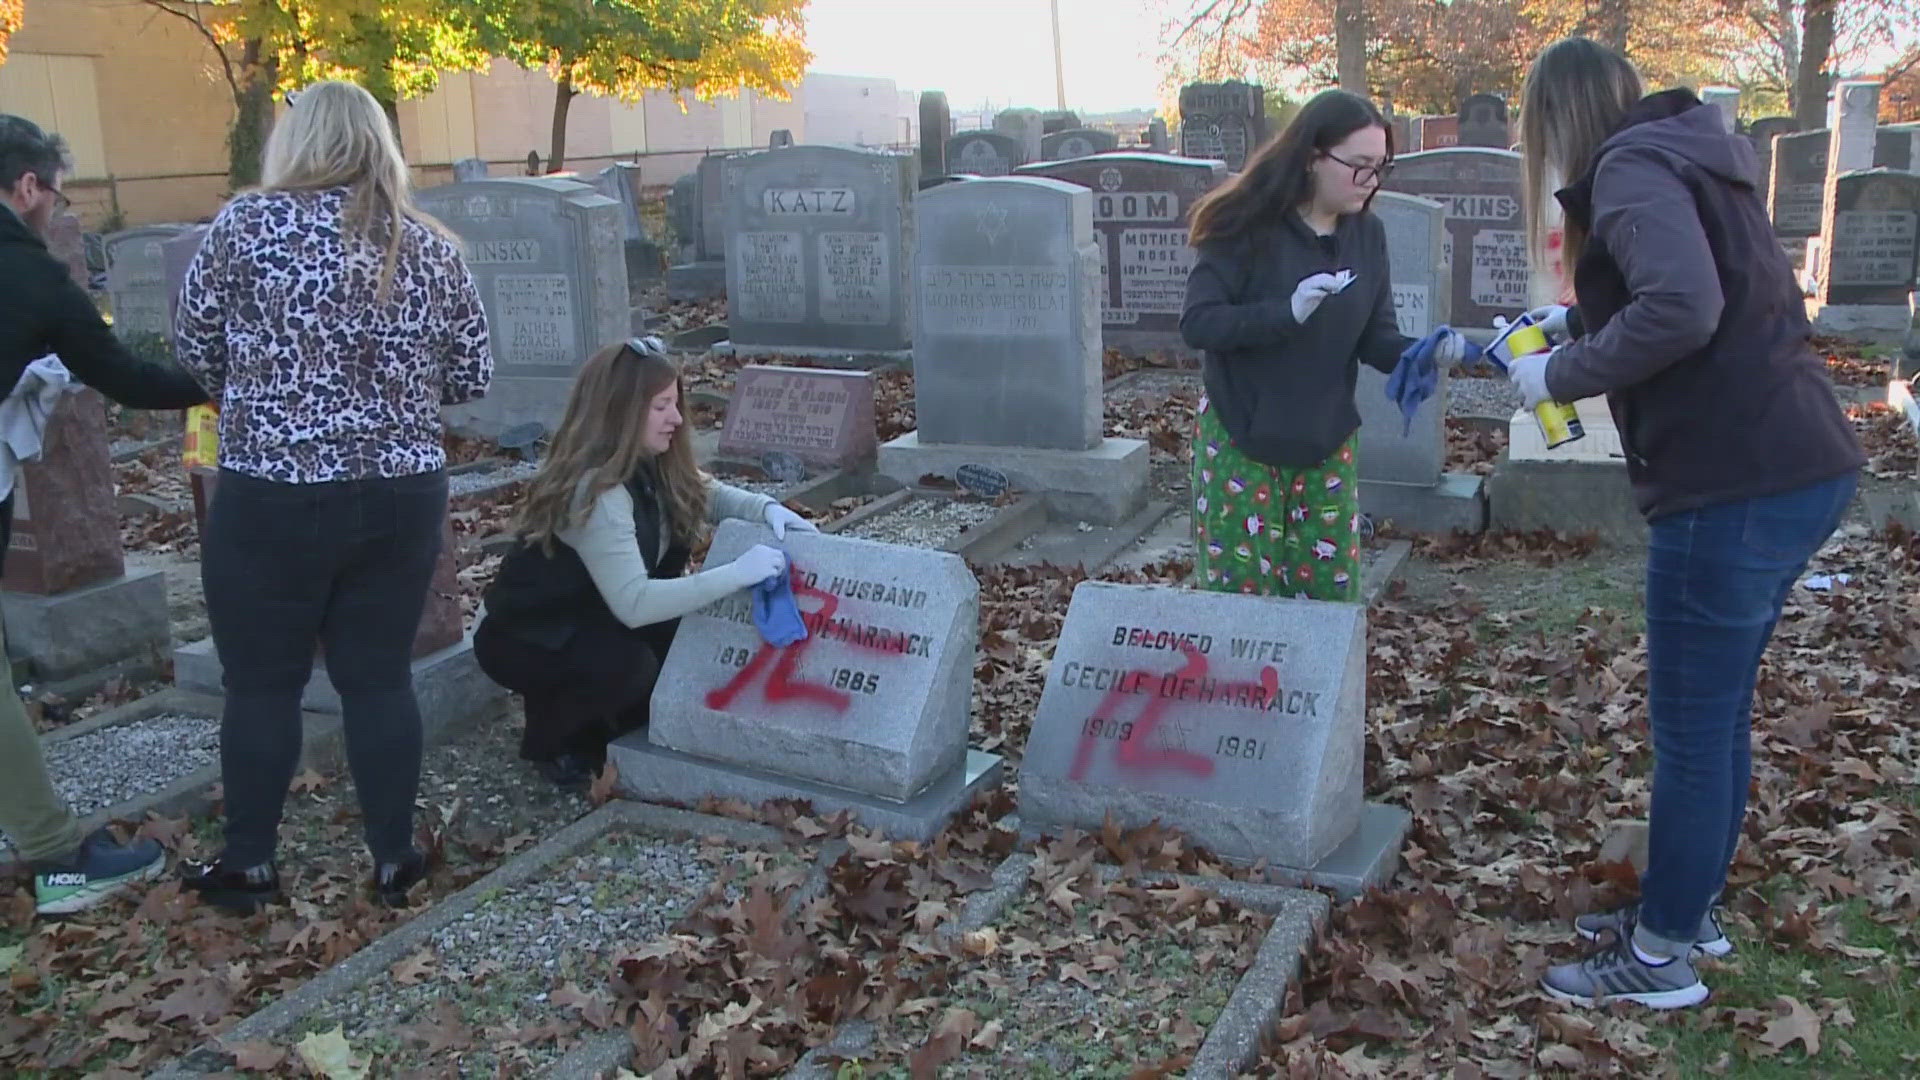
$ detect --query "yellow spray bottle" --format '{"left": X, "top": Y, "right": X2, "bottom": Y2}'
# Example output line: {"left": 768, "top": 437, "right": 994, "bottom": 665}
{"left": 1487, "top": 313, "right": 1584, "bottom": 449}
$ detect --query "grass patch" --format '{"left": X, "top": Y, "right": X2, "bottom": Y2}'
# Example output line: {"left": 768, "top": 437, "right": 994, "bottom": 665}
{"left": 1660, "top": 901, "right": 1920, "bottom": 1077}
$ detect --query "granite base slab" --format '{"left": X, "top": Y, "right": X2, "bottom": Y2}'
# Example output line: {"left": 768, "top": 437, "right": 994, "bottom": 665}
{"left": 172, "top": 633, "right": 508, "bottom": 741}
{"left": 713, "top": 341, "right": 913, "bottom": 370}
{"left": 1, "top": 569, "right": 170, "bottom": 682}
{"left": 611, "top": 738, "right": 1004, "bottom": 842}
{"left": 878, "top": 432, "right": 1148, "bottom": 524}
{"left": 1019, "top": 798, "right": 1408, "bottom": 900}
{"left": 1360, "top": 473, "right": 1488, "bottom": 535}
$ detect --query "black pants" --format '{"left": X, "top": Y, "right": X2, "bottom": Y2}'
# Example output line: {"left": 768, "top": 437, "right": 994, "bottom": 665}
{"left": 473, "top": 616, "right": 677, "bottom": 765}
{"left": 202, "top": 468, "right": 447, "bottom": 866}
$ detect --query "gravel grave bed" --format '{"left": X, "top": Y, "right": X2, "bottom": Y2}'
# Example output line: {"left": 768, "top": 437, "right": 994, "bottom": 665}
{"left": 282, "top": 831, "right": 744, "bottom": 1075}
{"left": 449, "top": 460, "right": 541, "bottom": 497}
{"left": 1448, "top": 373, "right": 1523, "bottom": 418}
{"left": 839, "top": 496, "right": 1000, "bottom": 548}
{"left": 709, "top": 468, "right": 803, "bottom": 500}
{"left": 1106, "top": 370, "right": 1201, "bottom": 404}
{"left": 0, "top": 713, "right": 217, "bottom": 850}
{"left": 848, "top": 856, "right": 1271, "bottom": 1077}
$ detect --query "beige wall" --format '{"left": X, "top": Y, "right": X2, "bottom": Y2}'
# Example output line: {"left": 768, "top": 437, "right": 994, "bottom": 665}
{"left": 4, "top": 0, "right": 821, "bottom": 230}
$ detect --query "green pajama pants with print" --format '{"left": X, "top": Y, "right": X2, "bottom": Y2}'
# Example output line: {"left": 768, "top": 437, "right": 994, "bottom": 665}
{"left": 1191, "top": 395, "right": 1363, "bottom": 603}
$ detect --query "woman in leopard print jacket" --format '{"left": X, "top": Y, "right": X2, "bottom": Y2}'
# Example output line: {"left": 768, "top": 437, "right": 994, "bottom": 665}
{"left": 172, "top": 80, "right": 493, "bottom": 914}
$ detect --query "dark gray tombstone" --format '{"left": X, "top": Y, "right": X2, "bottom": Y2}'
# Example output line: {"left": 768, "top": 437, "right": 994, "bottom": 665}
{"left": 452, "top": 157, "right": 489, "bottom": 183}
{"left": 1382, "top": 148, "right": 1528, "bottom": 328}
{"left": 1457, "top": 94, "right": 1509, "bottom": 148}
{"left": 1178, "top": 81, "right": 1268, "bottom": 171}
{"left": 158, "top": 224, "right": 211, "bottom": 348}
{"left": 1147, "top": 117, "right": 1171, "bottom": 153}
{"left": 1040, "top": 128, "right": 1119, "bottom": 161}
{"left": 103, "top": 225, "right": 192, "bottom": 344}
{"left": 591, "top": 161, "right": 645, "bottom": 241}
{"left": 720, "top": 145, "right": 918, "bottom": 361}
{"left": 919, "top": 91, "right": 951, "bottom": 178}
{"left": 1771, "top": 129, "right": 1829, "bottom": 240}
{"left": 1874, "top": 127, "right": 1919, "bottom": 172}
{"left": 946, "top": 131, "right": 1023, "bottom": 176}
{"left": 1013, "top": 152, "right": 1228, "bottom": 353}
{"left": 1747, "top": 117, "right": 1798, "bottom": 205}
{"left": 769, "top": 129, "right": 795, "bottom": 149}
{"left": 416, "top": 177, "right": 629, "bottom": 436}
{"left": 1812, "top": 169, "right": 1920, "bottom": 331}
{"left": 993, "top": 107, "right": 1045, "bottom": 162}
{"left": 1041, "top": 110, "right": 1081, "bottom": 136}
{"left": 666, "top": 156, "right": 731, "bottom": 300}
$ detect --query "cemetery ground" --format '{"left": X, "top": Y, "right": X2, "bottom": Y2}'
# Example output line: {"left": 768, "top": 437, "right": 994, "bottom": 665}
{"left": 1, "top": 334, "right": 1916, "bottom": 1078}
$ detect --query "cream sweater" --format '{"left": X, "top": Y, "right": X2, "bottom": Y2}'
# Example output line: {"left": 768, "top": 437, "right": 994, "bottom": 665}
{"left": 555, "top": 475, "right": 775, "bottom": 629}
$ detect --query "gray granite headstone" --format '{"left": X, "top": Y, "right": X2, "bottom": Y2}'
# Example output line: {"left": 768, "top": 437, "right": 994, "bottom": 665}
{"left": 721, "top": 145, "right": 917, "bottom": 357}
{"left": 993, "top": 107, "right": 1045, "bottom": 162}
{"left": 1382, "top": 148, "right": 1528, "bottom": 328}
{"left": 1179, "top": 81, "right": 1268, "bottom": 171}
{"left": 912, "top": 176, "right": 1102, "bottom": 450}
{"left": 1020, "top": 582, "right": 1366, "bottom": 869}
{"left": 769, "top": 129, "right": 795, "bottom": 149}
{"left": 103, "top": 225, "right": 191, "bottom": 344}
{"left": 697, "top": 155, "right": 729, "bottom": 262}
{"left": 947, "top": 131, "right": 1023, "bottom": 177}
{"left": 416, "top": 178, "right": 628, "bottom": 436}
{"left": 1041, "top": 128, "right": 1119, "bottom": 161}
{"left": 453, "top": 157, "right": 489, "bottom": 183}
{"left": 1457, "top": 93, "right": 1509, "bottom": 148}
{"left": 159, "top": 225, "right": 211, "bottom": 349}
{"left": 1147, "top": 117, "right": 1171, "bottom": 153}
{"left": 1747, "top": 117, "right": 1798, "bottom": 205}
{"left": 668, "top": 173, "right": 699, "bottom": 256}
{"left": 592, "top": 162, "right": 646, "bottom": 240}
{"left": 1013, "top": 152, "right": 1228, "bottom": 353}
{"left": 1358, "top": 193, "right": 1449, "bottom": 486}
{"left": 1814, "top": 82, "right": 1886, "bottom": 301}
{"left": 646, "top": 520, "right": 978, "bottom": 802}
{"left": 1771, "top": 129, "right": 1829, "bottom": 239}
{"left": 1822, "top": 170, "right": 1920, "bottom": 305}
{"left": 1041, "top": 110, "right": 1081, "bottom": 136}
{"left": 919, "top": 91, "right": 951, "bottom": 178}
{"left": 1874, "top": 127, "right": 1920, "bottom": 172}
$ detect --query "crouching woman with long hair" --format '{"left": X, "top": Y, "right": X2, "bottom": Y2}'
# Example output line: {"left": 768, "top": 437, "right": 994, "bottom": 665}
{"left": 474, "top": 338, "right": 812, "bottom": 788}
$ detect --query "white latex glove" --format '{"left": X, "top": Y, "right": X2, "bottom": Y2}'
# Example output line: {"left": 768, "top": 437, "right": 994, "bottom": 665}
{"left": 1506, "top": 349, "right": 1556, "bottom": 408}
{"left": 1290, "top": 271, "right": 1351, "bottom": 324}
{"left": 1524, "top": 304, "right": 1571, "bottom": 340}
{"left": 730, "top": 543, "right": 788, "bottom": 584}
{"left": 1432, "top": 328, "right": 1468, "bottom": 368}
{"left": 764, "top": 502, "right": 817, "bottom": 541}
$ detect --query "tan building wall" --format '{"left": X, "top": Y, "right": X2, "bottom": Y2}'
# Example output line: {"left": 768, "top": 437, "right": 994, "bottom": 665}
{"left": 3, "top": 0, "right": 811, "bottom": 230}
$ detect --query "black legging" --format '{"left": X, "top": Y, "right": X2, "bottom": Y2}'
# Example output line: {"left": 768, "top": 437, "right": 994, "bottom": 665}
{"left": 201, "top": 468, "right": 447, "bottom": 867}
{"left": 473, "top": 616, "right": 678, "bottom": 765}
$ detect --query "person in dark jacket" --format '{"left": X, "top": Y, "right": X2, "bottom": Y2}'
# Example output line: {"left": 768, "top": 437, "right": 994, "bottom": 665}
{"left": 0, "top": 114, "right": 209, "bottom": 916}
{"left": 475, "top": 338, "right": 807, "bottom": 789}
{"left": 1511, "top": 39, "right": 1865, "bottom": 1010}
{"left": 1180, "top": 90, "right": 1468, "bottom": 601}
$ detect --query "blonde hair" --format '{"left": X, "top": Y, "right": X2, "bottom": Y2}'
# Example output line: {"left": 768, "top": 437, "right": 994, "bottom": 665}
{"left": 1520, "top": 38, "right": 1644, "bottom": 275}
{"left": 512, "top": 339, "right": 709, "bottom": 554}
{"left": 260, "top": 80, "right": 446, "bottom": 302}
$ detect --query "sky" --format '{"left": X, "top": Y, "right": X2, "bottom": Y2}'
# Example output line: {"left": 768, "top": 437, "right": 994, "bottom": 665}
{"left": 800, "top": 0, "right": 1171, "bottom": 115}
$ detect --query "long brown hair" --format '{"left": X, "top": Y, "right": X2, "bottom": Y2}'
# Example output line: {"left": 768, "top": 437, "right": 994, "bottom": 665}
{"left": 511, "top": 338, "right": 709, "bottom": 553}
{"left": 1520, "top": 38, "right": 1644, "bottom": 273}
{"left": 1187, "top": 89, "right": 1391, "bottom": 247}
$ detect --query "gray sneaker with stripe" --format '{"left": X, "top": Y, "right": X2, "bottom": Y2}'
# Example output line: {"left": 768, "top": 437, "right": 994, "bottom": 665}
{"left": 1541, "top": 928, "right": 1709, "bottom": 1009}
{"left": 1575, "top": 903, "right": 1733, "bottom": 958}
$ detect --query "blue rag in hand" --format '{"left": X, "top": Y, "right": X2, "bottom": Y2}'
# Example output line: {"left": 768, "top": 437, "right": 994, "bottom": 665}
{"left": 1385, "top": 327, "right": 1478, "bottom": 436}
{"left": 751, "top": 565, "right": 808, "bottom": 647}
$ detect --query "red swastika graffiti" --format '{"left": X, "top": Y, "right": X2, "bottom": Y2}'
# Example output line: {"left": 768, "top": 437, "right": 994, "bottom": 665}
{"left": 1067, "top": 641, "right": 1279, "bottom": 782}
{"left": 703, "top": 563, "right": 915, "bottom": 714}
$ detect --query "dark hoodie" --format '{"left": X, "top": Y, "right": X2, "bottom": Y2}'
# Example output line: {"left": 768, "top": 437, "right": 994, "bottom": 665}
{"left": 1550, "top": 89, "right": 1863, "bottom": 519}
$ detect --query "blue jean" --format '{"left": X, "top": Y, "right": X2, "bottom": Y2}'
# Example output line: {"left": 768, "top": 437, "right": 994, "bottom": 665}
{"left": 1636, "top": 471, "right": 1856, "bottom": 952}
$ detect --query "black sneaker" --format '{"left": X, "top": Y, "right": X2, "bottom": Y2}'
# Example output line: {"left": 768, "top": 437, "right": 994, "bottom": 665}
{"left": 533, "top": 752, "right": 596, "bottom": 791}
{"left": 182, "top": 857, "right": 281, "bottom": 914}
{"left": 31, "top": 827, "right": 167, "bottom": 916}
{"left": 372, "top": 850, "right": 429, "bottom": 908}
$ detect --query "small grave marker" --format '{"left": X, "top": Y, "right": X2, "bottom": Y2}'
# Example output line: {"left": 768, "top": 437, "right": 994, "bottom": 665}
{"left": 718, "top": 365, "right": 878, "bottom": 468}
{"left": 954, "top": 463, "right": 1009, "bottom": 498}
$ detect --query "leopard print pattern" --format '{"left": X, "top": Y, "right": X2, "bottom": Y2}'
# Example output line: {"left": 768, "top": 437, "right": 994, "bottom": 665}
{"left": 174, "top": 188, "right": 493, "bottom": 484}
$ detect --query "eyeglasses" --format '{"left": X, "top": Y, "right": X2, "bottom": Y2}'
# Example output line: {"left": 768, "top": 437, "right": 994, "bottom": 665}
{"left": 1325, "top": 152, "right": 1394, "bottom": 186}
{"left": 34, "top": 173, "right": 69, "bottom": 214}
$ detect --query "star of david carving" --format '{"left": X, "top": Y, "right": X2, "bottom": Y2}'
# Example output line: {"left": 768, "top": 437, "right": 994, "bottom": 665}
{"left": 975, "top": 204, "right": 1009, "bottom": 246}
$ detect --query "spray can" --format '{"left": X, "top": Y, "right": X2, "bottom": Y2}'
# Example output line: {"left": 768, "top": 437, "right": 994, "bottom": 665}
{"left": 1489, "top": 315, "right": 1585, "bottom": 449}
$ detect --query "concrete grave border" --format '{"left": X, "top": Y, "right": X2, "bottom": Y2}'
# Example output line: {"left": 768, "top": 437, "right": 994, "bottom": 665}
{"left": 783, "top": 850, "right": 1332, "bottom": 1080}
{"left": 154, "top": 801, "right": 807, "bottom": 1078}
{"left": 822, "top": 489, "right": 1046, "bottom": 564}
{"left": 1, "top": 688, "right": 340, "bottom": 873}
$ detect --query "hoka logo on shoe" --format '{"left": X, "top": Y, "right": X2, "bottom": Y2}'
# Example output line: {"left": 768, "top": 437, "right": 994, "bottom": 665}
{"left": 43, "top": 873, "right": 87, "bottom": 887}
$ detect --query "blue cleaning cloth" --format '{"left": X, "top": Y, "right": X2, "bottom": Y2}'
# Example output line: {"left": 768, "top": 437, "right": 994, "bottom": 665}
{"left": 1386, "top": 327, "right": 1480, "bottom": 436}
{"left": 751, "top": 563, "right": 808, "bottom": 647}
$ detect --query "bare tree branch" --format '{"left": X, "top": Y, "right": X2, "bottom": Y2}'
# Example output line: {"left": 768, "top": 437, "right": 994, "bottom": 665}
{"left": 137, "top": 0, "right": 243, "bottom": 100}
